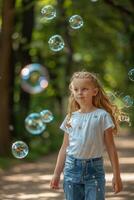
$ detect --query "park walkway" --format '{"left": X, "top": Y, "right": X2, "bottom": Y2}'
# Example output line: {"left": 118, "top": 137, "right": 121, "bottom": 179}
{"left": 0, "top": 130, "right": 134, "bottom": 200}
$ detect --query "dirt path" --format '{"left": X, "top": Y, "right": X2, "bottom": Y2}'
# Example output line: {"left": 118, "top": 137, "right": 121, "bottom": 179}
{"left": 0, "top": 132, "right": 134, "bottom": 200}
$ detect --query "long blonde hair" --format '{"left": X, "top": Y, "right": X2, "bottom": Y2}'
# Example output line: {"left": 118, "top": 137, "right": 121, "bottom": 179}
{"left": 67, "top": 71, "right": 121, "bottom": 134}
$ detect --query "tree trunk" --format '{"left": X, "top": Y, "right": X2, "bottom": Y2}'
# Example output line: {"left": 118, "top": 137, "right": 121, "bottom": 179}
{"left": 0, "top": 0, "right": 15, "bottom": 156}
{"left": 16, "top": 0, "right": 35, "bottom": 140}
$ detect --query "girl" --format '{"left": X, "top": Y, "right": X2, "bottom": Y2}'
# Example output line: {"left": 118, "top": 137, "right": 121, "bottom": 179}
{"left": 50, "top": 71, "right": 123, "bottom": 200}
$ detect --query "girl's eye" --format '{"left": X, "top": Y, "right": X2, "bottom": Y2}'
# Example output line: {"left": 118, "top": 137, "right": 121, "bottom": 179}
{"left": 82, "top": 88, "right": 88, "bottom": 91}
{"left": 74, "top": 88, "right": 78, "bottom": 91}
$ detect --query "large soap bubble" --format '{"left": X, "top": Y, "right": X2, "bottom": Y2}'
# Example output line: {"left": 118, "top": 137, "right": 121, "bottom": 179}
{"left": 25, "top": 113, "right": 46, "bottom": 135}
{"left": 69, "top": 15, "right": 84, "bottom": 29}
{"left": 41, "top": 5, "right": 56, "bottom": 20}
{"left": 48, "top": 34, "right": 65, "bottom": 52}
{"left": 21, "top": 63, "right": 49, "bottom": 94}
{"left": 12, "top": 141, "right": 29, "bottom": 159}
{"left": 40, "top": 109, "right": 54, "bottom": 123}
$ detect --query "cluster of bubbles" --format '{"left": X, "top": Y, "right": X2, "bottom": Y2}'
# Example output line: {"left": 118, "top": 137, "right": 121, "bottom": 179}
{"left": 14, "top": 59, "right": 52, "bottom": 158}
{"left": 25, "top": 110, "right": 54, "bottom": 135}
{"left": 12, "top": 109, "right": 54, "bottom": 159}
{"left": 13, "top": 62, "right": 52, "bottom": 158}
{"left": 20, "top": 63, "right": 49, "bottom": 94}
{"left": 106, "top": 91, "right": 133, "bottom": 127}
{"left": 40, "top": 5, "right": 84, "bottom": 52}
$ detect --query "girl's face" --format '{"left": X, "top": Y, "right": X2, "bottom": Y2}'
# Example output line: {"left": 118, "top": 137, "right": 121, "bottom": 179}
{"left": 71, "top": 78, "right": 98, "bottom": 106}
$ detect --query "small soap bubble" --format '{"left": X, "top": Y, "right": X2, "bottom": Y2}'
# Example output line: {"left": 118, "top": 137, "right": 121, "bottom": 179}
{"left": 69, "top": 15, "right": 84, "bottom": 29}
{"left": 21, "top": 63, "right": 49, "bottom": 94}
{"left": 106, "top": 91, "right": 116, "bottom": 102}
{"left": 40, "top": 109, "right": 54, "bottom": 123}
{"left": 122, "top": 95, "right": 133, "bottom": 107}
{"left": 41, "top": 5, "right": 56, "bottom": 20}
{"left": 48, "top": 34, "right": 65, "bottom": 52}
{"left": 25, "top": 113, "right": 46, "bottom": 135}
{"left": 12, "top": 141, "right": 29, "bottom": 159}
{"left": 128, "top": 68, "right": 134, "bottom": 81}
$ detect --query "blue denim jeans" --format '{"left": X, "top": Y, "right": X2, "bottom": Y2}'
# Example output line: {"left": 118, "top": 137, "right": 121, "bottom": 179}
{"left": 63, "top": 155, "right": 105, "bottom": 200}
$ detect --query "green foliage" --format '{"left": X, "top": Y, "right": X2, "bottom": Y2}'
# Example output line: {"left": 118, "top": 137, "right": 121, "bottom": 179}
{"left": 1, "top": 0, "right": 134, "bottom": 157}
{"left": 0, "top": 157, "right": 22, "bottom": 170}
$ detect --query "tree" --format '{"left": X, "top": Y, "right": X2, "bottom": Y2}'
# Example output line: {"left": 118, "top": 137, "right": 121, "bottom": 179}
{"left": 0, "top": 0, "right": 15, "bottom": 156}
{"left": 14, "top": 0, "right": 35, "bottom": 140}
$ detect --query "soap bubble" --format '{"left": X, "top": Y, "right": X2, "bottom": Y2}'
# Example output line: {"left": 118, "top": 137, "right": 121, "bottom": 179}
{"left": 106, "top": 91, "right": 116, "bottom": 102}
{"left": 122, "top": 95, "right": 133, "bottom": 107}
{"left": 41, "top": 5, "right": 56, "bottom": 20}
{"left": 21, "top": 63, "right": 48, "bottom": 94}
{"left": 119, "top": 114, "right": 131, "bottom": 127}
{"left": 48, "top": 34, "right": 65, "bottom": 52}
{"left": 12, "top": 141, "right": 29, "bottom": 159}
{"left": 128, "top": 68, "right": 134, "bottom": 81}
{"left": 40, "top": 109, "right": 54, "bottom": 123}
{"left": 69, "top": 15, "right": 84, "bottom": 29}
{"left": 25, "top": 113, "right": 46, "bottom": 135}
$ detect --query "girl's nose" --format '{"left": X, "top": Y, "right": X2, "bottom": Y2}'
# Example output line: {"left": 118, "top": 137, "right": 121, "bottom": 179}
{"left": 78, "top": 90, "right": 82, "bottom": 94}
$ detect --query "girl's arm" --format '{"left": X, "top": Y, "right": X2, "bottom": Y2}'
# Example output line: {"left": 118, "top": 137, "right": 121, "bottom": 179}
{"left": 104, "top": 128, "right": 123, "bottom": 194}
{"left": 50, "top": 133, "right": 69, "bottom": 189}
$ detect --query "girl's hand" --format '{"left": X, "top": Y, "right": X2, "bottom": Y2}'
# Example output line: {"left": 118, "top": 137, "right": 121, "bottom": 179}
{"left": 112, "top": 176, "right": 123, "bottom": 194}
{"left": 50, "top": 174, "right": 60, "bottom": 189}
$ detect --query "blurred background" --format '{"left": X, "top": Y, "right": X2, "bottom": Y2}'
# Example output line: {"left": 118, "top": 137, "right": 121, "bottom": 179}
{"left": 0, "top": 0, "right": 134, "bottom": 165}
{"left": 0, "top": 1, "right": 134, "bottom": 199}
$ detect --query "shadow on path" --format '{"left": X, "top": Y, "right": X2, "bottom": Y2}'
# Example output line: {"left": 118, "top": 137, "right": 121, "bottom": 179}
{"left": 0, "top": 131, "right": 134, "bottom": 200}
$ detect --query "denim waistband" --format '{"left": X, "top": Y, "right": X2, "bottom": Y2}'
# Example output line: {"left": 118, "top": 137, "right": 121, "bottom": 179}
{"left": 66, "top": 155, "right": 103, "bottom": 164}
